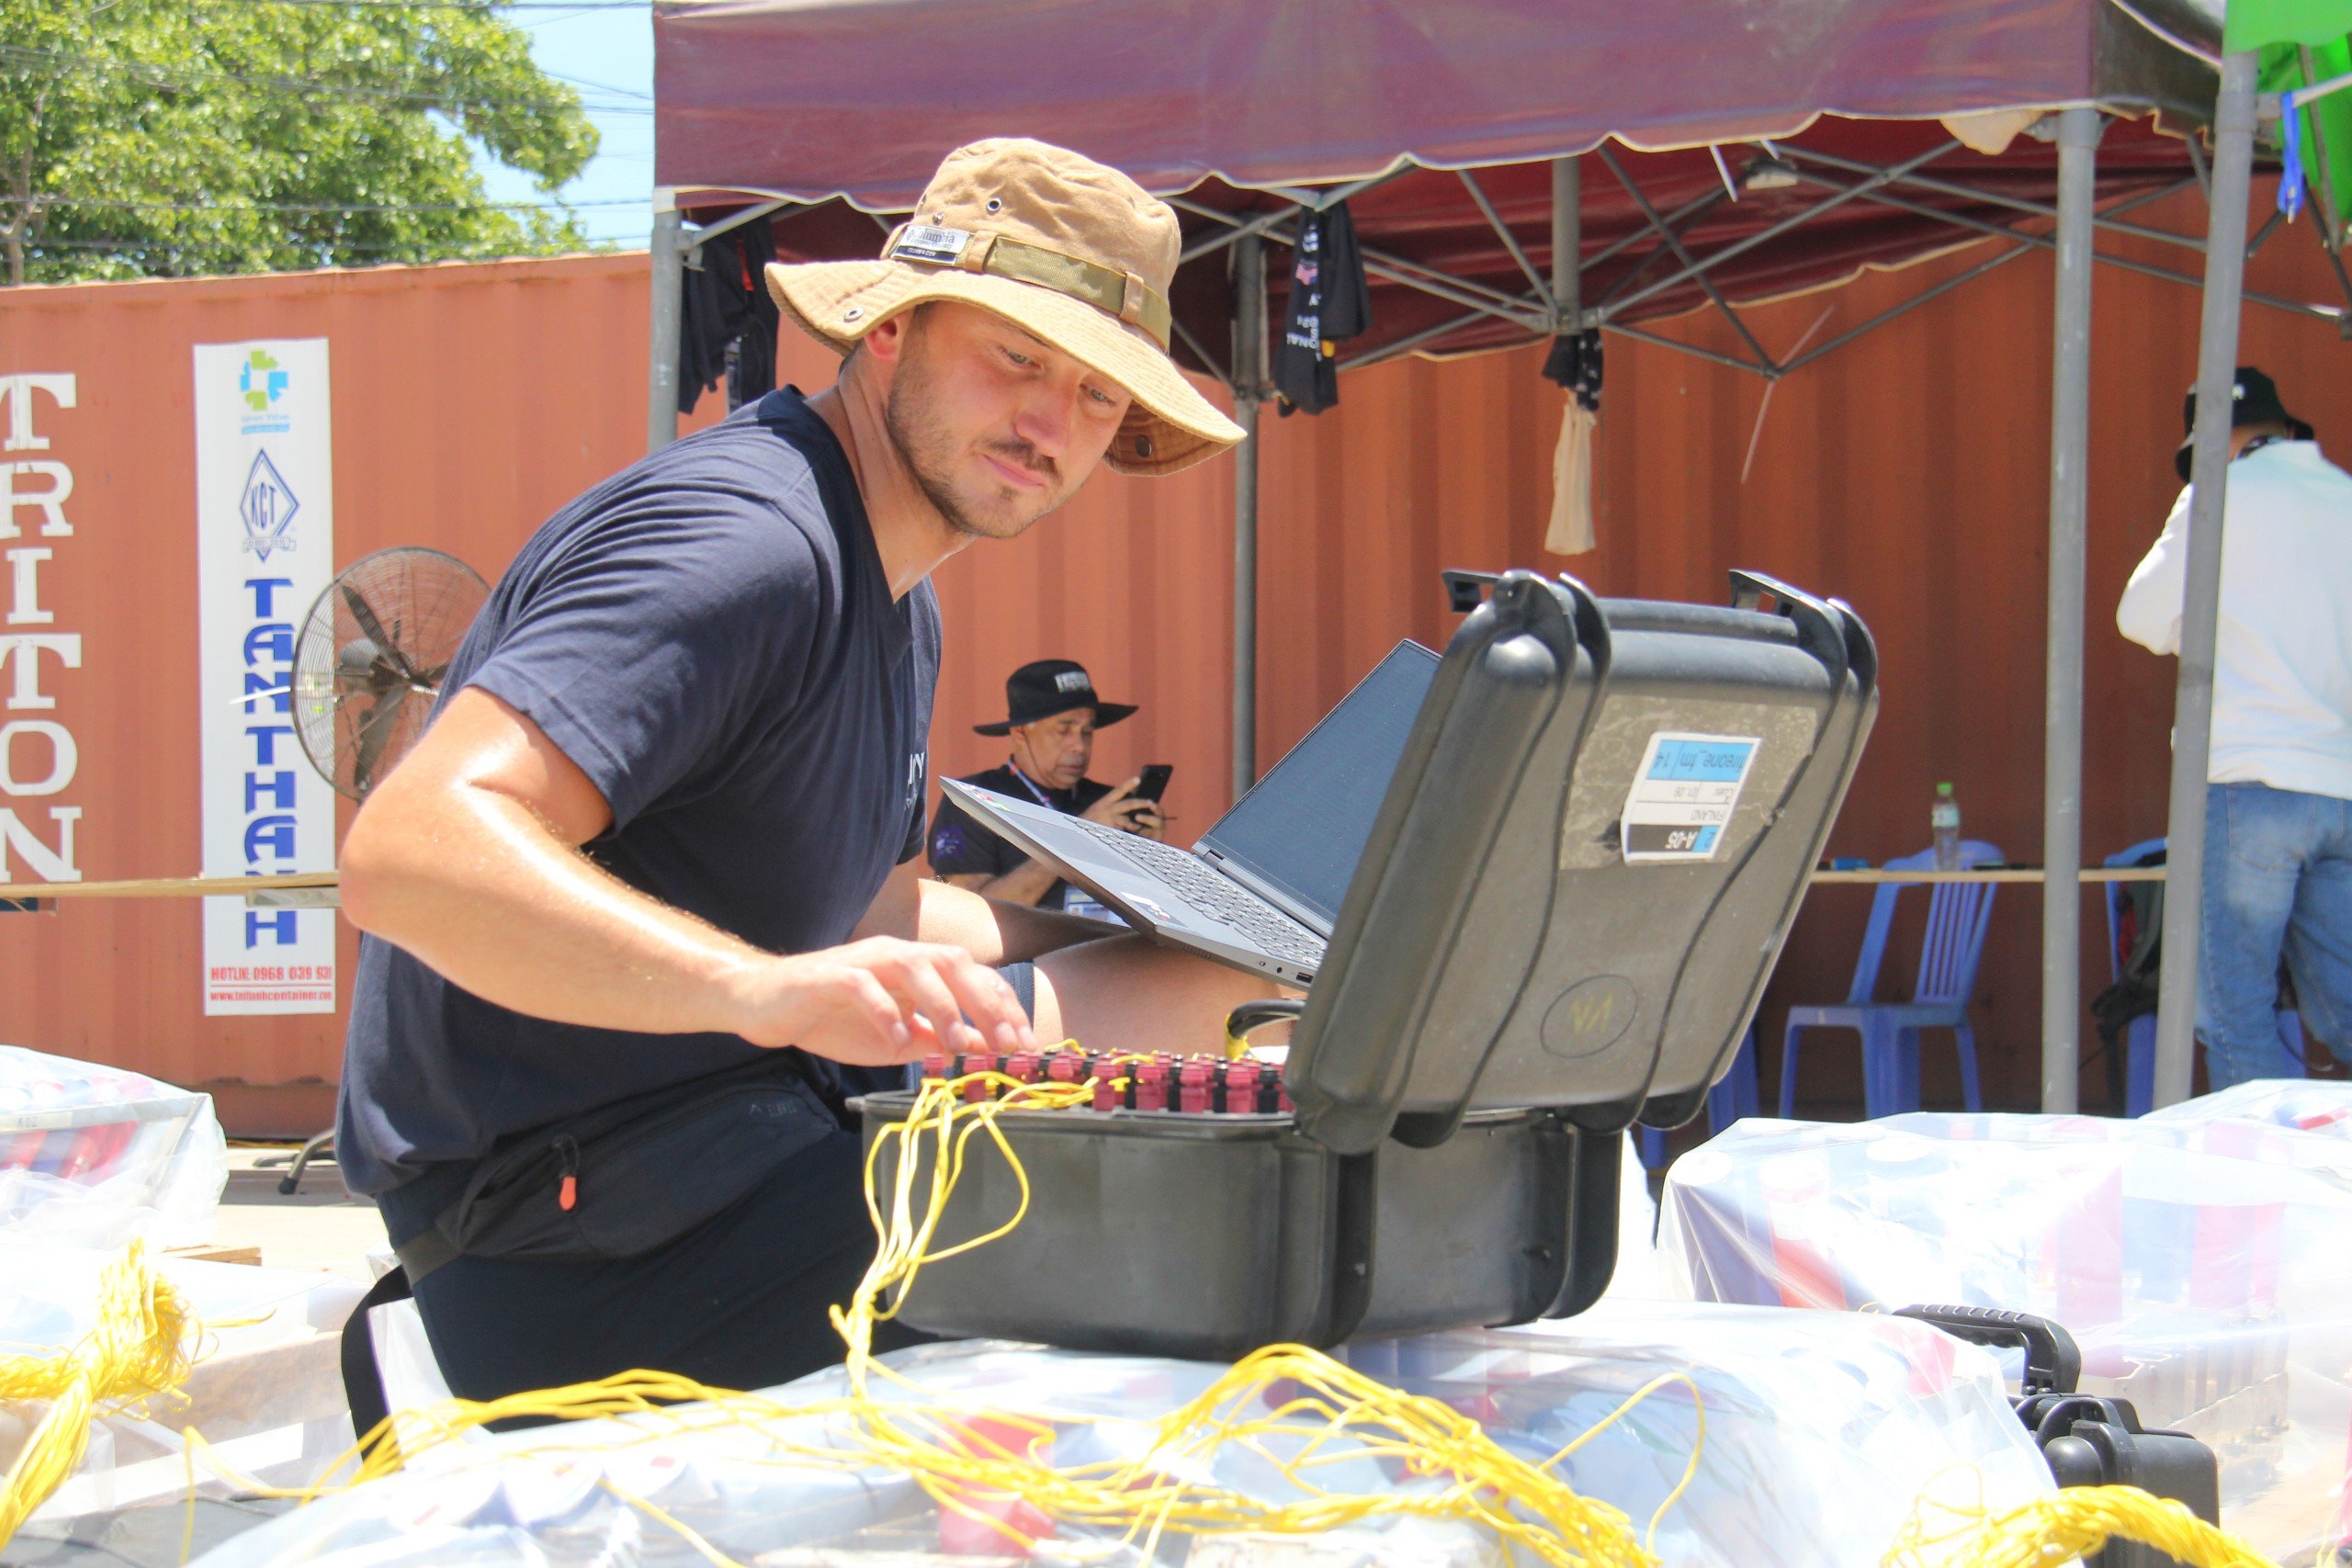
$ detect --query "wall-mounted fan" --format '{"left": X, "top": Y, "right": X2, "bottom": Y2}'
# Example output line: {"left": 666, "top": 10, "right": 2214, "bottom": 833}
{"left": 291, "top": 547, "right": 488, "bottom": 800}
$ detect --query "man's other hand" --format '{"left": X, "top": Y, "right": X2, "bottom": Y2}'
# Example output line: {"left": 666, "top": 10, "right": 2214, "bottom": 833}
{"left": 1082, "top": 778, "right": 1166, "bottom": 841}
{"left": 727, "top": 937, "right": 1036, "bottom": 1066}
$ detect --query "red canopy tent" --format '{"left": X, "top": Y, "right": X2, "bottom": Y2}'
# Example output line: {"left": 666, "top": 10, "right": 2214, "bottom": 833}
{"left": 647, "top": 0, "right": 2318, "bottom": 1111}
{"left": 653, "top": 1, "right": 2262, "bottom": 372}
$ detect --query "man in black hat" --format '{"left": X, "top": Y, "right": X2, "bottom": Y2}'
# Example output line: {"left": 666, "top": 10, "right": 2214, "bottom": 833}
{"left": 929, "top": 660, "right": 1163, "bottom": 910}
{"left": 2119, "top": 366, "right": 2352, "bottom": 1090}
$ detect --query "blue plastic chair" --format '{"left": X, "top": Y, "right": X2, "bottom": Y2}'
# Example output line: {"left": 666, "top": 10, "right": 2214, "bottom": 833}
{"left": 1637, "top": 1025, "right": 1761, "bottom": 1168}
{"left": 1778, "top": 842, "right": 2002, "bottom": 1120}
{"left": 2103, "top": 837, "right": 2305, "bottom": 1116}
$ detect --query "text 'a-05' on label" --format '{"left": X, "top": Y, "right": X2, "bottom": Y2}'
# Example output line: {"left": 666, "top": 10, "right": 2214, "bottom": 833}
{"left": 1620, "top": 732, "right": 1760, "bottom": 863}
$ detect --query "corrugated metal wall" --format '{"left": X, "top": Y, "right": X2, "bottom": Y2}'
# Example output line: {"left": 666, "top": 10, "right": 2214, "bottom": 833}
{"left": 1, "top": 185, "right": 2340, "bottom": 1127}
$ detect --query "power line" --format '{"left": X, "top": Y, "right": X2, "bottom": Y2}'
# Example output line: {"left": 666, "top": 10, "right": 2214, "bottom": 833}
{"left": 32, "top": 234, "right": 624, "bottom": 256}
{"left": 187, "top": 0, "right": 653, "bottom": 7}
{"left": 22, "top": 194, "right": 645, "bottom": 212}
{"left": 540, "top": 69, "right": 650, "bottom": 99}
{"left": 0, "top": 41, "right": 651, "bottom": 116}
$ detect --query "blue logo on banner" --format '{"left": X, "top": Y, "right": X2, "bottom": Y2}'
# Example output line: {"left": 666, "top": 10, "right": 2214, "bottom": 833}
{"left": 239, "top": 450, "right": 300, "bottom": 559}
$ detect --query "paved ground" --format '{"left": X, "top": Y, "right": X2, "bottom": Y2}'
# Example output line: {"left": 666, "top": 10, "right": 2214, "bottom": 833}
{"left": 212, "top": 1145, "right": 388, "bottom": 1280}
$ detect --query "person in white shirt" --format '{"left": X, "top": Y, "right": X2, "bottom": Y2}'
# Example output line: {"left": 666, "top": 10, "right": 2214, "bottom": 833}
{"left": 2118, "top": 366, "right": 2352, "bottom": 1089}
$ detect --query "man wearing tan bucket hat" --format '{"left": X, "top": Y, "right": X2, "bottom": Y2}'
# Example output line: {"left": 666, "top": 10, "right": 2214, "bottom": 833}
{"left": 332, "top": 140, "right": 1255, "bottom": 1404}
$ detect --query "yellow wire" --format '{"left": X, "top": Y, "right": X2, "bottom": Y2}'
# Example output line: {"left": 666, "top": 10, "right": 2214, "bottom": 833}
{"left": 180, "top": 1074, "right": 1680, "bottom": 1566}
{"left": 0, "top": 1243, "right": 200, "bottom": 1548}
{"left": 1885, "top": 1483, "right": 2280, "bottom": 1568}
{"left": 16, "top": 1074, "right": 2295, "bottom": 1568}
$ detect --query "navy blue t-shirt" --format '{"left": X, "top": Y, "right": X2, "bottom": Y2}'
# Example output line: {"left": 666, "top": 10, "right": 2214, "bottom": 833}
{"left": 336, "top": 389, "right": 938, "bottom": 1198}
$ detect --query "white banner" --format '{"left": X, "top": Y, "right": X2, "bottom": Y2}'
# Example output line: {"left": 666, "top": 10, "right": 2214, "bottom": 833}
{"left": 193, "top": 340, "right": 336, "bottom": 1014}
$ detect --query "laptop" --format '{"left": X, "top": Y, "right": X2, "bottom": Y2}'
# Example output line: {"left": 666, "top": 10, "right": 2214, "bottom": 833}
{"left": 940, "top": 640, "right": 1441, "bottom": 986}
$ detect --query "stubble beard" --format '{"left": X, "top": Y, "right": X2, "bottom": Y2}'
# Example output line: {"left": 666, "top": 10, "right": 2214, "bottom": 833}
{"left": 884, "top": 341, "right": 1061, "bottom": 543}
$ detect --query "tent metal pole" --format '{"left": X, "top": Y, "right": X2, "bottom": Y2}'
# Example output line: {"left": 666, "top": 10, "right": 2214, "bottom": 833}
{"left": 1604, "top": 141, "right": 1960, "bottom": 318}
{"left": 1602, "top": 322, "right": 1775, "bottom": 378}
{"left": 1231, "top": 231, "right": 1267, "bottom": 799}
{"left": 1598, "top": 145, "right": 1778, "bottom": 374}
{"left": 684, "top": 197, "right": 791, "bottom": 254}
{"left": 648, "top": 189, "right": 683, "bottom": 454}
{"left": 1781, "top": 145, "right": 2212, "bottom": 257}
{"left": 2154, "top": 52, "right": 2259, "bottom": 1107}
{"left": 1791, "top": 175, "right": 2341, "bottom": 323}
{"left": 1552, "top": 154, "right": 1580, "bottom": 333}
{"left": 1780, "top": 242, "right": 2036, "bottom": 374}
{"left": 1461, "top": 168, "right": 1553, "bottom": 313}
{"left": 2041, "top": 105, "right": 2101, "bottom": 1114}
{"left": 1175, "top": 169, "right": 1404, "bottom": 265}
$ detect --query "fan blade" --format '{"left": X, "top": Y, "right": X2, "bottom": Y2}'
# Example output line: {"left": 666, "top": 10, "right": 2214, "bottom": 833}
{"left": 350, "top": 686, "right": 411, "bottom": 798}
{"left": 341, "top": 585, "right": 424, "bottom": 684}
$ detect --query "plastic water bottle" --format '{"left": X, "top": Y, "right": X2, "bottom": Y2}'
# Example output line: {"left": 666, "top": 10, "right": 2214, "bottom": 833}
{"left": 1932, "top": 782, "right": 1962, "bottom": 870}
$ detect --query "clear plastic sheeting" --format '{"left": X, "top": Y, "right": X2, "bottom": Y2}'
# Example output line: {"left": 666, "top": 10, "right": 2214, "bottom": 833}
{"left": 1657, "top": 1113, "right": 2352, "bottom": 1562}
{"left": 2145, "top": 1077, "right": 2352, "bottom": 1140}
{"left": 1, "top": 1244, "right": 364, "bottom": 1525}
{"left": 0, "top": 1045, "right": 227, "bottom": 1249}
{"left": 1602, "top": 1133, "right": 1665, "bottom": 1301}
{"left": 191, "top": 1303, "right": 2049, "bottom": 1568}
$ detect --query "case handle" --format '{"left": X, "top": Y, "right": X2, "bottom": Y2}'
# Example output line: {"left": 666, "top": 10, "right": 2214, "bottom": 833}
{"left": 1226, "top": 998, "right": 1306, "bottom": 1043}
{"left": 1894, "top": 1303, "right": 2083, "bottom": 1395}
{"left": 1543, "top": 1127, "right": 1623, "bottom": 1319}
{"left": 1441, "top": 569, "right": 1502, "bottom": 614}
{"left": 1727, "top": 570, "right": 1851, "bottom": 677}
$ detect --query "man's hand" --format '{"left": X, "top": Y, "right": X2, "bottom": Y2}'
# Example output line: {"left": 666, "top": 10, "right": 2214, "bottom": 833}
{"left": 726, "top": 936, "right": 1035, "bottom": 1065}
{"left": 1081, "top": 777, "right": 1166, "bottom": 841}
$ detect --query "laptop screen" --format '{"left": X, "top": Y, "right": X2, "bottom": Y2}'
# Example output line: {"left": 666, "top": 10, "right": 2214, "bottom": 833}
{"left": 1199, "top": 640, "right": 1441, "bottom": 928}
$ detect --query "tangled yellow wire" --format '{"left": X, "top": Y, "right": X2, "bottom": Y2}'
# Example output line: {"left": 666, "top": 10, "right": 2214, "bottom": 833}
{"left": 3, "top": 1074, "right": 2308, "bottom": 1568}
{"left": 0, "top": 1242, "right": 198, "bottom": 1546}
{"left": 1887, "top": 1482, "right": 2280, "bottom": 1568}
{"left": 227, "top": 1073, "right": 1682, "bottom": 1566}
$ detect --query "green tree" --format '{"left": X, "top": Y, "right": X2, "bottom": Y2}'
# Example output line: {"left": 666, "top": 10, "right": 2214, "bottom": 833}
{"left": 1, "top": 0, "right": 603, "bottom": 285}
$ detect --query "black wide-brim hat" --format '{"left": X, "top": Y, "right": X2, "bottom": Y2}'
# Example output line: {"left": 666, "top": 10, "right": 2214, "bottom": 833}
{"left": 974, "top": 658, "right": 1138, "bottom": 736}
{"left": 2177, "top": 366, "right": 2313, "bottom": 481}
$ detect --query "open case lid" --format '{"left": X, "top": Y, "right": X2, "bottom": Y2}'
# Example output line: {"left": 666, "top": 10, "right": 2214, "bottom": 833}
{"left": 1285, "top": 569, "right": 1878, "bottom": 1157}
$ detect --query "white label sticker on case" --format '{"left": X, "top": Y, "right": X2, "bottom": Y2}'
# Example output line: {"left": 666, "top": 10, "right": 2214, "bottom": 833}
{"left": 1620, "top": 732, "right": 1760, "bottom": 862}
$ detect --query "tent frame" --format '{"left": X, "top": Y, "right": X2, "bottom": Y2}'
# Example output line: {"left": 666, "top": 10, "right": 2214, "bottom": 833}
{"left": 641, "top": 92, "right": 2302, "bottom": 1112}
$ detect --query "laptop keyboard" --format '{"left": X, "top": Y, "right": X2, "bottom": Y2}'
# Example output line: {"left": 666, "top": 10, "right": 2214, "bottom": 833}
{"left": 1058, "top": 817, "right": 1328, "bottom": 968}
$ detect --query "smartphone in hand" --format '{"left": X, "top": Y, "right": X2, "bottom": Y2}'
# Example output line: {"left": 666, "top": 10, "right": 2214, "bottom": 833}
{"left": 1135, "top": 763, "right": 1173, "bottom": 802}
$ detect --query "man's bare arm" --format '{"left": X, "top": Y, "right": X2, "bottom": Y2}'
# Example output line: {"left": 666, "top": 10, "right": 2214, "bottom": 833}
{"left": 959, "top": 858, "right": 1061, "bottom": 907}
{"left": 857, "top": 860, "right": 1120, "bottom": 964}
{"left": 340, "top": 688, "right": 1033, "bottom": 1064}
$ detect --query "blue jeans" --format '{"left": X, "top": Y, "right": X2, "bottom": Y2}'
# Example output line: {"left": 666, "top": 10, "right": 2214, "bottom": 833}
{"left": 2199, "top": 782, "right": 2352, "bottom": 1089}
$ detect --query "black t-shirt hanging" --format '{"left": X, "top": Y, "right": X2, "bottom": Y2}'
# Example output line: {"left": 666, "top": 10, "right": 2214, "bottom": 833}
{"left": 678, "top": 220, "right": 782, "bottom": 414}
{"left": 1273, "top": 201, "right": 1371, "bottom": 416}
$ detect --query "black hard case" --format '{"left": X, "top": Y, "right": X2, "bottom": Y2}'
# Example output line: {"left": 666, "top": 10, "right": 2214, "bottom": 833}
{"left": 858, "top": 570, "right": 1877, "bottom": 1359}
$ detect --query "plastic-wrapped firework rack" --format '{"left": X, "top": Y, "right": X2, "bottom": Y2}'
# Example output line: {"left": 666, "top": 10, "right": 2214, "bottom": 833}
{"left": 859, "top": 569, "right": 1880, "bottom": 1359}
{"left": 0, "top": 1043, "right": 228, "bottom": 1249}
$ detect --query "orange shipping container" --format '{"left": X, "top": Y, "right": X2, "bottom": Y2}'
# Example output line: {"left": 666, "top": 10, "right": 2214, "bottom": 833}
{"left": 0, "top": 186, "right": 2340, "bottom": 1133}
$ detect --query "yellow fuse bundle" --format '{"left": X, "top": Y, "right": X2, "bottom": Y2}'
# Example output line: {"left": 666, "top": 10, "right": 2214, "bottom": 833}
{"left": 11, "top": 1073, "right": 2299, "bottom": 1568}
{"left": 0, "top": 1243, "right": 198, "bottom": 1544}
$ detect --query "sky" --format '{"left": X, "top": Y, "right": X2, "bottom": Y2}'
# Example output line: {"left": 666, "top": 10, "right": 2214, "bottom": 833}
{"left": 469, "top": 1, "right": 657, "bottom": 251}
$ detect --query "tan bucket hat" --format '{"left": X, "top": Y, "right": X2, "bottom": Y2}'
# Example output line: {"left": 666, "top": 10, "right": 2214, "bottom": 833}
{"left": 766, "top": 138, "right": 1246, "bottom": 478}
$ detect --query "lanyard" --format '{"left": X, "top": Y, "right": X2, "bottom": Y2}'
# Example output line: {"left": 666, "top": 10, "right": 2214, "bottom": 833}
{"left": 1004, "top": 761, "right": 1059, "bottom": 809}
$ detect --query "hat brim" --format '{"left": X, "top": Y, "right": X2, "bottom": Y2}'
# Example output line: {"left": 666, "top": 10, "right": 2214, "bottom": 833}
{"left": 766, "top": 258, "right": 1243, "bottom": 478}
{"left": 973, "top": 699, "right": 1138, "bottom": 737}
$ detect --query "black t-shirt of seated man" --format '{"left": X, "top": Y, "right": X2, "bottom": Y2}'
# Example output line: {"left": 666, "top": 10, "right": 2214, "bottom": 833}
{"left": 928, "top": 763, "right": 1114, "bottom": 913}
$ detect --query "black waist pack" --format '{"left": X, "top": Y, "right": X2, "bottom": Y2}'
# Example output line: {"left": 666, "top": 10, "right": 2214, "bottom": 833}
{"left": 391, "top": 1052, "right": 845, "bottom": 1286}
{"left": 345, "top": 1055, "right": 853, "bottom": 1451}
